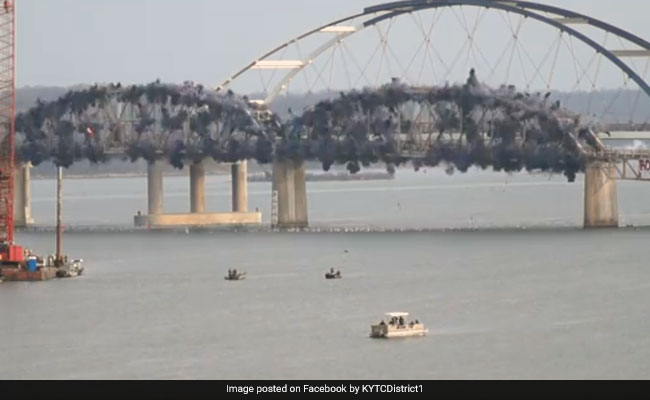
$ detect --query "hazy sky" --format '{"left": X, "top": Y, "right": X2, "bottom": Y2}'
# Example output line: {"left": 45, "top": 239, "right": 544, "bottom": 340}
{"left": 16, "top": 0, "right": 650, "bottom": 88}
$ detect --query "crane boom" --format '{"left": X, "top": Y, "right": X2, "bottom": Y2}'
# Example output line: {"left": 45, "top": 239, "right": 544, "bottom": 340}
{"left": 0, "top": 1, "right": 20, "bottom": 263}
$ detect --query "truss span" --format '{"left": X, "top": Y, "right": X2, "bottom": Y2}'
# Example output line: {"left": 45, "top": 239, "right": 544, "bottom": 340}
{"left": 15, "top": 82, "right": 273, "bottom": 168}
{"left": 281, "top": 73, "right": 597, "bottom": 182}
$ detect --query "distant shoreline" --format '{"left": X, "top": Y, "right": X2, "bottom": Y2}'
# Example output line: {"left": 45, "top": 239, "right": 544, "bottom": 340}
{"left": 31, "top": 170, "right": 395, "bottom": 181}
{"left": 16, "top": 224, "right": 648, "bottom": 234}
{"left": 248, "top": 171, "right": 395, "bottom": 183}
{"left": 30, "top": 171, "right": 231, "bottom": 180}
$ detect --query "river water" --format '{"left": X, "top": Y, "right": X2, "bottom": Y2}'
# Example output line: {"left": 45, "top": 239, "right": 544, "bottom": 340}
{"left": 2, "top": 168, "right": 650, "bottom": 379}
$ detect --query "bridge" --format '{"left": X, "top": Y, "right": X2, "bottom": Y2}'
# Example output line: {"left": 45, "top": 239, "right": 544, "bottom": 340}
{"left": 12, "top": 0, "right": 650, "bottom": 230}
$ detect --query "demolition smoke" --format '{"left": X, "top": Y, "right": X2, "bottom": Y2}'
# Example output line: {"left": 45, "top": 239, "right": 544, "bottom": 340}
{"left": 16, "top": 81, "right": 271, "bottom": 169}
{"left": 16, "top": 72, "right": 595, "bottom": 181}
{"left": 279, "top": 70, "right": 594, "bottom": 182}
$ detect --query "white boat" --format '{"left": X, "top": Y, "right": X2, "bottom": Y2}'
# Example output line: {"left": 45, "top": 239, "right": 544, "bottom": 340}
{"left": 370, "top": 312, "right": 428, "bottom": 338}
{"left": 56, "top": 258, "right": 85, "bottom": 278}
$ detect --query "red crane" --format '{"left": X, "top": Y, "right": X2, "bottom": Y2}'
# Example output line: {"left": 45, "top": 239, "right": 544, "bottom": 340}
{"left": 0, "top": 0, "right": 23, "bottom": 265}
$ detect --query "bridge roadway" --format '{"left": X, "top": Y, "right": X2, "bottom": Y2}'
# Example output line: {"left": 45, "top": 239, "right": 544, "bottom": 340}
{"left": 12, "top": 131, "right": 650, "bottom": 230}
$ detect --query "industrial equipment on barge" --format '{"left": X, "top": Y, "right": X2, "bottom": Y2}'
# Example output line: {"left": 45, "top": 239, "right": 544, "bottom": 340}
{"left": 0, "top": 167, "right": 84, "bottom": 281}
{"left": 0, "top": 1, "right": 43, "bottom": 281}
{"left": 0, "top": 3, "right": 84, "bottom": 282}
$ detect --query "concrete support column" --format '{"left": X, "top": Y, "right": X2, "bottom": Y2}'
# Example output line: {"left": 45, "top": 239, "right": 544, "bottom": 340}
{"left": 272, "top": 160, "right": 308, "bottom": 229}
{"left": 584, "top": 161, "right": 619, "bottom": 228}
{"left": 232, "top": 161, "right": 248, "bottom": 212}
{"left": 293, "top": 162, "right": 308, "bottom": 228}
{"left": 14, "top": 162, "right": 33, "bottom": 227}
{"left": 148, "top": 160, "right": 164, "bottom": 215}
{"left": 135, "top": 159, "right": 261, "bottom": 229}
{"left": 273, "top": 161, "right": 295, "bottom": 228}
{"left": 190, "top": 161, "right": 206, "bottom": 213}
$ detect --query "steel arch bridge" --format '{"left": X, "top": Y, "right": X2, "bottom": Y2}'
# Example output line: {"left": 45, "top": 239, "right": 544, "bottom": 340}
{"left": 12, "top": 0, "right": 650, "bottom": 231}
{"left": 218, "top": 0, "right": 650, "bottom": 126}
{"left": 15, "top": 0, "right": 650, "bottom": 183}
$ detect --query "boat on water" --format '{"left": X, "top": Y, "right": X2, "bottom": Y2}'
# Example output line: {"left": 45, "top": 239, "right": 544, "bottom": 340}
{"left": 225, "top": 269, "right": 247, "bottom": 281}
{"left": 0, "top": 167, "right": 85, "bottom": 282}
{"left": 370, "top": 312, "right": 428, "bottom": 338}
{"left": 1, "top": 254, "right": 84, "bottom": 282}
{"left": 325, "top": 268, "right": 342, "bottom": 279}
{"left": 0, "top": 259, "right": 58, "bottom": 282}
{"left": 56, "top": 258, "right": 84, "bottom": 278}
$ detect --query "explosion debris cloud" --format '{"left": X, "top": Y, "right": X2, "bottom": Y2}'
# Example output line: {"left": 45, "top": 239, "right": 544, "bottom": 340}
{"left": 16, "top": 81, "right": 270, "bottom": 168}
{"left": 16, "top": 71, "right": 597, "bottom": 181}
{"left": 285, "top": 70, "right": 595, "bottom": 182}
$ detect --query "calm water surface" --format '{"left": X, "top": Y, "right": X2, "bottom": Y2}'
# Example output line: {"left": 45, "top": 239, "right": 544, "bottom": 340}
{"left": 2, "top": 168, "right": 650, "bottom": 379}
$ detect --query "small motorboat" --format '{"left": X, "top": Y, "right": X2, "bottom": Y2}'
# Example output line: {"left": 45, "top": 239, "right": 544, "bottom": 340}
{"left": 225, "top": 269, "right": 247, "bottom": 281}
{"left": 56, "top": 258, "right": 85, "bottom": 278}
{"left": 370, "top": 312, "right": 428, "bottom": 338}
{"left": 325, "top": 268, "right": 342, "bottom": 279}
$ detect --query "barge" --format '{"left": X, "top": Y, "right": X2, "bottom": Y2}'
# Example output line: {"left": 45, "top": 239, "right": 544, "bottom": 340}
{"left": 0, "top": 167, "right": 84, "bottom": 282}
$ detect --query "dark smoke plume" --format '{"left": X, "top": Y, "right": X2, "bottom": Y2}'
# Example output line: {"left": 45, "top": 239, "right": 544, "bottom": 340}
{"left": 16, "top": 72, "right": 595, "bottom": 182}
{"left": 278, "top": 70, "right": 594, "bottom": 181}
{"left": 15, "top": 81, "right": 270, "bottom": 168}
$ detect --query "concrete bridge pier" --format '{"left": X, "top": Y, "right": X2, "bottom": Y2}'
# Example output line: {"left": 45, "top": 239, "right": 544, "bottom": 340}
{"left": 273, "top": 160, "right": 295, "bottom": 228}
{"left": 272, "top": 160, "right": 308, "bottom": 229}
{"left": 14, "top": 162, "right": 33, "bottom": 227}
{"left": 293, "top": 163, "right": 308, "bottom": 227}
{"left": 190, "top": 161, "right": 206, "bottom": 213}
{"left": 147, "top": 160, "right": 164, "bottom": 216}
{"left": 135, "top": 159, "right": 261, "bottom": 228}
{"left": 584, "top": 161, "right": 619, "bottom": 228}
{"left": 232, "top": 161, "right": 248, "bottom": 212}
